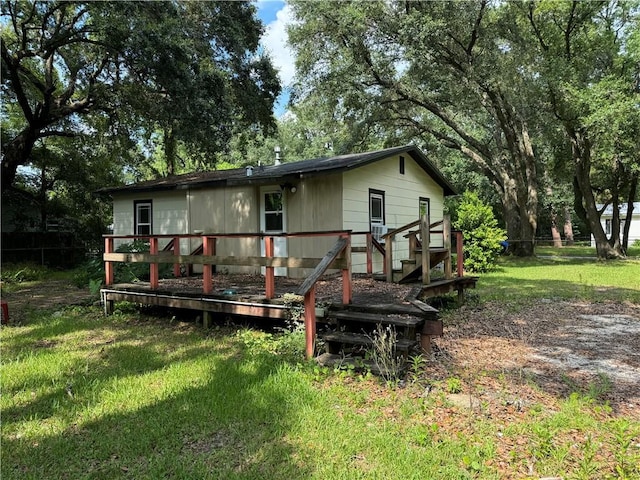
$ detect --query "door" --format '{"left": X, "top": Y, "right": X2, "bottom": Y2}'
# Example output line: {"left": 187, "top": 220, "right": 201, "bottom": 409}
{"left": 260, "top": 186, "right": 288, "bottom": 276}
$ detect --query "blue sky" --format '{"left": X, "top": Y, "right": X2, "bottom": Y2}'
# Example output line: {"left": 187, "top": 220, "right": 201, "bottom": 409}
{"left": 256, "top": 0, "right": 294, "bottom": 117}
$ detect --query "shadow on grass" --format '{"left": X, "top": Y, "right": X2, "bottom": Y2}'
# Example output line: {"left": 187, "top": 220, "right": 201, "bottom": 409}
{"left": 1, "top": 313, "right": 313, "bottom": 480}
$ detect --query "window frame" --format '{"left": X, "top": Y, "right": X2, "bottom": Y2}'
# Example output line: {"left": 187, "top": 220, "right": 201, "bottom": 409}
{"left": 369, "top": 189, "right": 386, "bottom": 227}
{"left": 134, "top": 200, "right": 153, "bottom": 236}
{"left": 419, "top": 197, "right": 431, "bottom": 219}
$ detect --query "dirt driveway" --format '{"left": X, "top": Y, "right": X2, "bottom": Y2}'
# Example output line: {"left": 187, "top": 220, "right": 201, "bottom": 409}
{"left": 435, "top": 300, "right": 640, "bottom": 417}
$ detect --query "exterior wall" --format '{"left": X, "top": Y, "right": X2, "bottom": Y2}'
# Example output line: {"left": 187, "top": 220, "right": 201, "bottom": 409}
{"left": 592, "top": 215, "right": 640, "bottom": 247}
{"left": 111, "top": 190, "right": 187, "bottom": 250}
{"left": 590, "top": 203, "right": 640, "bottom": 247}
{"left": 286, "top": 174, "right": 343, "bottom": 278}
{"left": 188, "top": 186, "right": 259, "bottom": 274}
{"left": 342, "top": 154, "right": 445, "bottom": 273}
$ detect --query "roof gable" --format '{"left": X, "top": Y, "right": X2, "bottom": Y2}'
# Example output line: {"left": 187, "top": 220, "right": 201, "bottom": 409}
{"left": 99, "top": 145, "right": 456, "bottom": 196}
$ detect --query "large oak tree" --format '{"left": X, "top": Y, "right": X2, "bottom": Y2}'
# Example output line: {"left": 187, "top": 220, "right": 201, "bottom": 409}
{"left": 1, "top": 1, "right": 281, "bottom": 194}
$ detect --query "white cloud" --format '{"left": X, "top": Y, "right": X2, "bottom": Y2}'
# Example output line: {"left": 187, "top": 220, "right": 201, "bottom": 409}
{"left": 261, "top": 4, "right": 296, "bottom": 87}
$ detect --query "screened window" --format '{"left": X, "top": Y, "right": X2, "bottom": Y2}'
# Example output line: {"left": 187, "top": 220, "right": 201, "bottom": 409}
{"left": 264, "top": 191, "right": 283, "bottom": 231}
{"left": 419, "top": 197, "right": 431, "bottom": 218}
{"left": 605, "top": 219, "right": 611, "bottom": 235}
{"left": 369, "top": 190, "right": 385, "bottom": 225}
{"left": 134, "top": 201, "right": 152, "bottom": 235}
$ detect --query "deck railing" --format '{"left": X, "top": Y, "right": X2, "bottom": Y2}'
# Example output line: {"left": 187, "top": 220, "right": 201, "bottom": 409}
{"left": 104, "top": 231, "right": 357, "bottom": 359}
{"left": 380, "top": 214, "right": 463, "bottom": 283}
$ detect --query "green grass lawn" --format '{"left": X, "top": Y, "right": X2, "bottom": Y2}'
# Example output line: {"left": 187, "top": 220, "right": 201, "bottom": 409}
{"left": 535, "top": 244, "right": 640, "bottom": 258}
{"left": 2, "top": 258, "right": 640, "bottom": 479}
{"left": 476, "top": 256, "right": 640, "bottom": 304}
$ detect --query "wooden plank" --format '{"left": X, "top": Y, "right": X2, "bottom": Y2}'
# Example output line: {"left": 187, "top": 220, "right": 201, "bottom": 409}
{"left": 332, "top": 311, "right": 423, "bottom": 327}
{"left": 322, "top": 331, "right": 416, "bottom": 350}
{"left": 443, "top": 215, "right": 452, "bottom": 279}
{"left": 265, "top": 236, "right": 274, "bottom": 300}
{"left": 421, "top": 320, "right": 443, "bottom": 335}
{"left": 296, "top": 237, "right": 348, "bottom": 296}
{"left": 103, "top": 252, "right": 347, "bottom": 269}
{"left": 421, "top": 214, "right": 430, "bottom": 285}
{"left": 304, "top": 287, "right": 316, "bottom": 359}
{"left": 149, "top": 237, "right": 159, "bottom": 289}
{"left": 341, "top": 233, "right": 352, "bottom": 304}
{"left": 329, "top": 303, "right": 426, "bottom": 316}
{"left": 102, "top": 291, "right": 289, "bottom": 319}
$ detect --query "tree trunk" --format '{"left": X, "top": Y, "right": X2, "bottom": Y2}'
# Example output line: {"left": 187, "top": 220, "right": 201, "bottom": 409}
{"left": 621, "top": 175, "right": 637, "bottom": 252}
{"left": 550, "top": 210, "right": 562, "bottom": 247}
{"left": 164, "top": 126, "right": 177, "bottom": 176}
{"left": 569, "top": 127, "right": 623, "bottom": 259}
{"left": 563, "top": 206, "right": 574, "bottom": 246}
{"left": 1, "top": 127, "right": 39, "bottom": 194}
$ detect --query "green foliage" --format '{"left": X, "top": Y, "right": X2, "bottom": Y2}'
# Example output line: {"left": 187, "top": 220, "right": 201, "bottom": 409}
{"left": 454, "top": 191, "right": 506, "bottom": 273}
{"left": 0, "top": 263, "right": 48, "bottom": 284}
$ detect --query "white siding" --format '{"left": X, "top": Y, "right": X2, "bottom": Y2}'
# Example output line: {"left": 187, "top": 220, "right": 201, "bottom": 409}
{"left": 112, "top": 191, "right": 187, "bottom": 250}
{"left": 342, "top": 154, "right": 445, "bottom": 273}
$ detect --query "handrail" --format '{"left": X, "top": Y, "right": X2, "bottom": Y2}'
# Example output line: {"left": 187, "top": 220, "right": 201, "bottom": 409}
{"left": 381, "top": 219, "right": 444, "bottom": 241}
{"left": 296, "top": 237, "right": 348, "bottom": 296}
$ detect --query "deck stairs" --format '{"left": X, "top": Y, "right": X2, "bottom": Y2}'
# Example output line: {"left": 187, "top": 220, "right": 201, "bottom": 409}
{"left": 316, "top": 301, "right": 442, "bottom": 371}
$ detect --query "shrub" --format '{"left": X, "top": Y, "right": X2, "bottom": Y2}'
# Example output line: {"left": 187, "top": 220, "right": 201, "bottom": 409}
{"left": 0, "top": 263, "right": 48, "bottom": 283}
{"left": 454, "top": 191, "right": 506, "bottom": 273}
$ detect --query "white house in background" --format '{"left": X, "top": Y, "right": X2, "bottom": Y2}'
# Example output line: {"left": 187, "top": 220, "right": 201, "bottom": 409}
{"left": 99, "top": 145, "right": 456, "bottom": 277}
{"left": 591, "top": 202, "right": 640, "bottom": 247}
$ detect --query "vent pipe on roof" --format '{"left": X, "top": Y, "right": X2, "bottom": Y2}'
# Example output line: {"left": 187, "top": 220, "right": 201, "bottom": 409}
{"left": 245, "top": 165, "right": 253, "bottom": 176}
{"left": 274, "top": 145, "right": 281, "bottom": 165}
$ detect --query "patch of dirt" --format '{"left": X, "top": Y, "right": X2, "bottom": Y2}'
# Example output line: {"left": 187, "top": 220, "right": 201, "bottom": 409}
{"left": 1, "top": 279, "right": 96, "bottom": 321}
{"left": 432, "top": 300, "right": 640, "bottom": 417}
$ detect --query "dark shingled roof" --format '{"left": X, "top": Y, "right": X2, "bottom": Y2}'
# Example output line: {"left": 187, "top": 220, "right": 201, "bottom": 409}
{"left": 98, "top": 145, "right": 456, "bottom": 196}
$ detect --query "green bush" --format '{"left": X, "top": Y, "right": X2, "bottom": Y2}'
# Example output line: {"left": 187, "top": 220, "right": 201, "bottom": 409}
{"left": 454, "top": 191, "right": 506, "bottom": 273}
{"left": 72, "top": 240, "right": 173, "bottom": 290}
{"left": 0, "top": 263, "right": 48, "bottom": 283}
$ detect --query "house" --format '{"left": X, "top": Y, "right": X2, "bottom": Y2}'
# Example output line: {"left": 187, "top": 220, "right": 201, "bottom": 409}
{"left": 591, "top": 202, "right": 640, "bottom": 248}
{"left": 99, "top": 145, "right": 456, "bottom": 277}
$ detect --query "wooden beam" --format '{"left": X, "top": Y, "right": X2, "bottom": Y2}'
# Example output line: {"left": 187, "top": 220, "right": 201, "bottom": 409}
{"left": 421, "top": 214, "right": 430, "bottom": 285}
{"left": 265, "top": 236, "right": 274, "bottom": 300}
{"left": 304, "top": 287, "right": 316, "bottom": 359}
{"left": 341, "top": 233, "right": 352, "bottom": 304}
{"left": 443, "top": 215, "right": 452, "bottom": 279}
{"left": 104, "top": 237, "right": 114, "bottom": 286}
{"left": 102, "top": 252, "right": 347, "bottom": 269}
{"left": 149, "top": 237, "right": 159, "bottom": 289}
{"left": 456, "top": 231, "right": 464, "bottom": 277}
{"left": 202, "top": 236, "right": 212, "bottom": 294}
{"left": 296, "top": 237, "right": 348, "bottom": 296}
{"left": 365, "top": 233, "right": 373, "bottom": 275}
{"left": 385, "top": 234, "right": 394, "bottom": 282}
{"left": 173, "top": 236, "right": 181, "bottom": 277}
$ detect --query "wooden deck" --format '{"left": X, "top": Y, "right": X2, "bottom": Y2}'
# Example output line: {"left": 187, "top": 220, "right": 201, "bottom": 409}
{"left": 101, "top": 217, "right": 476, "bottom": 360}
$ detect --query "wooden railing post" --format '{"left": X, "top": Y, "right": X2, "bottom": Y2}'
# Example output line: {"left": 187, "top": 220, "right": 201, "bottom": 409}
{"left": 365, "top": 233, "right": 373, "bottom": 275}
{"left": 304, "top": 287, "right": 316, "bottom": 359}
{"left": 456, "top": 231, "right": 464, "bottom": 277}
{"left": 202, "top": 235, "right": 212, "bottom": 294}
{"left": 421, "top": 214, "right": 431, "bottom": 285}
{"left": 443, "top": 215, "right": 452, "bottom": 279}
{"left": 173, "top": 237, "right": 181, "bottom": 277}
{"left": 104, "top": 237, "right": 114, "bottom": 286}
{"left": 265, "top": 236, "right": 275, "bottom": 299}
{"left": 341, "top": 233, "right": 352, "bottom": 304}
{"left": 385, "top": 233, "right": 394, "bottom": 282}
{"left": 149, "top": 237, "right": 159, "bottom": 289}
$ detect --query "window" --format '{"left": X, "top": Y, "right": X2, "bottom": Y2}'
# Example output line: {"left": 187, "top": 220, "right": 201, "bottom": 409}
{"left": 399, "top": 156, "right": 405, "bottom": 175}
{"left": 369, "top": 189, "right": 385, "bottom": 226}
{"left": 264, "top": 191, "right": 284, "bottom": 231}
{"left": 605, "top": 219, "right": 611, "bottom": 236}
{"left": 134, "top": 200, "right": 152, "bottom": 235}
{"left": 419, "top": 197, "right": 430, "bottom": 219}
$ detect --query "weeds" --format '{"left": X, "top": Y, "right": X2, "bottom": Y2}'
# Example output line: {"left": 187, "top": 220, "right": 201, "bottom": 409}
{"left": 367, "top": 324, "right": 405, "bottom": 385}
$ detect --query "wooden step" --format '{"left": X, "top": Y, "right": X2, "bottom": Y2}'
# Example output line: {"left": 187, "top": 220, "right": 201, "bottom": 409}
{"left": 331, "top": 310, "right": 423, "bottom": 328}
{"left": 329, "top": 302, "right": 433, "bottom": 316}
{"left": 322, "top": 331, "right": 416, "bottom": 352}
